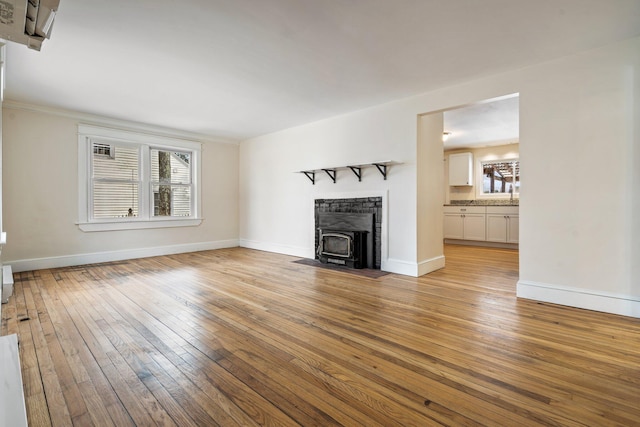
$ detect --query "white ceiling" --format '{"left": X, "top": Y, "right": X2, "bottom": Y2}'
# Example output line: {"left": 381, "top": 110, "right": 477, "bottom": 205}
{"left": 443, "top": 95, "right": 519, "bottom": 150}
{"left": 4, "top": 0, "right": 640, "bottom": 141}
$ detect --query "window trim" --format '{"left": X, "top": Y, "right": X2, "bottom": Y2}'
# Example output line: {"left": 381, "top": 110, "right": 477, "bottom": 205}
{"left": 78, "top": 124, "right": 202, "bottom": 232}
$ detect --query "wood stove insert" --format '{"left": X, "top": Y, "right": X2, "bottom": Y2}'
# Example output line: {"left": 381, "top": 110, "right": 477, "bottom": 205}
{"left": 316, "top": 211, "right": 375, "bottom": 269}
{"left": 317, "top": 229, "right": 368, "bottom": 269}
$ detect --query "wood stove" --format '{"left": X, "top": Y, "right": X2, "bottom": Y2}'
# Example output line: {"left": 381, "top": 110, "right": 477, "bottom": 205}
{"left": 316, "top": 211, "right": 375, "bottom": 269}
{"left": 315, "top": 199, "right": 381, "bottom": 269}
{"left": 317, "top": 229, "right": 367, "bottom": 269}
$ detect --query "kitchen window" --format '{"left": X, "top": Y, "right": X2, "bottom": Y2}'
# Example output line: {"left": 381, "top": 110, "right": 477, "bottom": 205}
{"left": 77, "top": 124, "right": 202, "bottom": 232}
{"left": 480, "top": 159, "right": 520, "bottom": 196}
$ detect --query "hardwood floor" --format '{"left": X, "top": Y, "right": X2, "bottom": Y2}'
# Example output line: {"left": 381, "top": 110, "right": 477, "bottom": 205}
{"left": 2, "top": 245, "right": 639, "bottom": 426}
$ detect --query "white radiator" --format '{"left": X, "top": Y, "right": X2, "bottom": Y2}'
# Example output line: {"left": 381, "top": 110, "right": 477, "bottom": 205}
{"left": 1, "top": 265, "right": 13, "bottom": 304}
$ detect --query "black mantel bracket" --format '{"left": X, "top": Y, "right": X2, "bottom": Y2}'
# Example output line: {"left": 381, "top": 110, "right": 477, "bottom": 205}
{"left": 322, "top": 168, "right": 337, "bottom": 184}
{"left": 297, "top": 161, "right": 398, "bottom": 185}
{"left": 347, "top": 166, "right": 362, "bottom": 182}
{"left": 302, "top": 170, "right": 316, "bottom": 185}
{"left": 372, "top": 163, "right": 388, "bottom": 180}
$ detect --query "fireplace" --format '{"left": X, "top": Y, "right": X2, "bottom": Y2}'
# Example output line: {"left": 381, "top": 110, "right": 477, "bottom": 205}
{"left": 315, "top": 197, "right": 382, "bottom": 269}
{"left": 315, "top": 201, "right": 379, "bottom": 269}
{"left": 317, "top": 229, "right": 367, "bottom": 269}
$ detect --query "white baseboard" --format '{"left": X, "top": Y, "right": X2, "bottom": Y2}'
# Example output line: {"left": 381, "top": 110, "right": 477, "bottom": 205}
{"left": 444, "top": 239, "right": 518, "bottom": 250}
{"left": 517, "top": 280, "right": 640, "bottom": 318}
{"left": 239, "top": 239, "right": 314, "bottom": 259}
{"left": 8, "top": 239, "right": 239, "bottom": 273}
{"left": 240, "top": 240, "right": 434, "bottom": 278}
{"left": 382, "top": 258, "right": 417, "bottom": 276}
{"left": 384, "top": 255, "right": 445, "bottom": 277}
{"left": 418, "top": 255, "right": 446, "bottom": 276}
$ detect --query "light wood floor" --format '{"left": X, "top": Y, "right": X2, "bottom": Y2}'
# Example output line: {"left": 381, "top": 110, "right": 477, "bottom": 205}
{"left": 2, "top": 245, "right": 639, "bottom": 426}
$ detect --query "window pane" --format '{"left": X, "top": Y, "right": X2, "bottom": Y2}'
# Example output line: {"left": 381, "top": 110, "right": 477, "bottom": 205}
{"left": 92, "top": 143, "right": 139, "bottom": 219}
{"left": 93, "top": 144, "right": 139, "bottom": 180}
{"left": 93, "top": 181, "right": 138, "bottom": 218}
{"left": 152, "top": 185, "right": 191, "bottom": 217}
{"left": 93, "top": 143, "right": 113, "bottom": 158}
{"left": 482, "top": 160, "right": 519, "bottom": 194}
{"left": 150, "top": 150, "right": 191, "bottom": 184}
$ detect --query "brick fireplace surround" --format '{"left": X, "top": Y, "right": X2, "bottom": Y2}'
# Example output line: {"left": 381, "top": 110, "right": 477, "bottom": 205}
{"left": 314, "top": 197, "right": 383, "bottom": 269}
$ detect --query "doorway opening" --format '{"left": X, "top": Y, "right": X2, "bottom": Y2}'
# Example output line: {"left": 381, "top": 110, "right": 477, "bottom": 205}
{"left": 436, "top": 93, "right": 521, "bottom": 283}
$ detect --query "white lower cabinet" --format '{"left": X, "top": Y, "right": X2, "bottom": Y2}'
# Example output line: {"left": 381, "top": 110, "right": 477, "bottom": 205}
{"left": 443, "top": 214, "right": 464, "bottom": 239}
{"left": 444, "top": 205, "right": 519, "bottom": 244}
{"left": 443, "top": 206, "right": 486, "bottom": 241}
{"left": 507, "top": 214, "right": 519, "bottom": 243}
{"left": 485, "top": 206, "right": 519, "bottom": 243}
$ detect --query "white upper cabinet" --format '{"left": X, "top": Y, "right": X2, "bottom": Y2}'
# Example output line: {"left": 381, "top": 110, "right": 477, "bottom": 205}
{"left": 448, "top": 152, "right": 473, "bottom": 186}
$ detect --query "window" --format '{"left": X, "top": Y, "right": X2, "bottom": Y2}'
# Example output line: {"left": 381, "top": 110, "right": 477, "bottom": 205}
{"left": 480, "top": 159, "right": 520, "bottom": 196}
{"left": 78, "top": 125, "right": 202, "bottom": 231}
{"left": 92, "top": 142, "right": 115, "bottom": 158}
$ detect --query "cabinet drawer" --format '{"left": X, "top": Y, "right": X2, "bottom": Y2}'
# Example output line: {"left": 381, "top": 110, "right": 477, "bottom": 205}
{"left": 443, "top": 206, "right": 486, "bottom": 215}
{"left": 485, "top": 206, "right": 519, "bottom": 215}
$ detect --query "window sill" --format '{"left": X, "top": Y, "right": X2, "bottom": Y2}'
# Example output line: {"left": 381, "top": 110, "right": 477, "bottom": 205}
{"left": 477, "top": 194, "right": 519, "bottom": 199}
{"left": 77, "top": 218, "right": 202, "bottom": 232}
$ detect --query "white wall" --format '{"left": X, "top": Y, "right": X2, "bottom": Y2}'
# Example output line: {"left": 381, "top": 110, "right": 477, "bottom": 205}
{"left": 240, "top": 36, "right": 640, "bottom": 317}
{"left": 239, "top": 100, "right": 421, "bottom": 274}
{"left": 2, "top": 105, "right": 240, "bottom": 271}
{"left": 517, "top": 36, "right": 640, "bottom": 317}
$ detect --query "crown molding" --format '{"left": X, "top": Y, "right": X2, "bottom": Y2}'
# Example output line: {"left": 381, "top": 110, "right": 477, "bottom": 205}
{"left": 2, "top": 99, "right": 240, "bottom": 146}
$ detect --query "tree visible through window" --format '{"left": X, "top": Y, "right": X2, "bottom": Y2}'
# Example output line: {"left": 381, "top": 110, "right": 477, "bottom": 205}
{"left": 158, "top": 151, "right": 171, "bottom": 216}
{"left": 151, "top": 149, "right": 191, "bottom": 218}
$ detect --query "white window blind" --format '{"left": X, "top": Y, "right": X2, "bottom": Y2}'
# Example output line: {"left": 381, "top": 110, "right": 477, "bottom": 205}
{"left": 92, "top": 142, "right": 139, "bottom": 219}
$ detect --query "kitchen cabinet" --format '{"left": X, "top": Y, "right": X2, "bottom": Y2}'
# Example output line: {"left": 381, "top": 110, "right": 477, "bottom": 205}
{"left": 443, "top": 206, "right": 486, "bottom": 241}
{"left": 486, "top": 206, "right": 519, "bottom": 243}
{"left": 448, "top": 152, "right": 473, "bottom": 186}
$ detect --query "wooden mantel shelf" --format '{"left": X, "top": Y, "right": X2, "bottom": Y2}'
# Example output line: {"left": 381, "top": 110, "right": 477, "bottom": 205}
{"left": 297, "top": 161, "right": 400, "bottom": 184}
